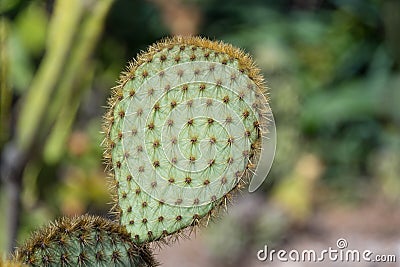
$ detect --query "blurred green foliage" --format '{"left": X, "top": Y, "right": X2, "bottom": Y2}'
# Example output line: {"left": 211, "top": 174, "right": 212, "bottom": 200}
{"left": 0, "top": 0, "right": 399, "bottom": 260}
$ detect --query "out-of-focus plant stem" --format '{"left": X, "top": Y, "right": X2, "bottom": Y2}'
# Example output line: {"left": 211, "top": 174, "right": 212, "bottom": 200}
{"left": 1, "top": 0, "right": 114, "bottom": 253}
{"left": 0, "top": 19, "right": 11, "bottom": 145}
{"left": 16, "top": 0, "right": 83, "bottom": 151}
{"left": 44, "top": 0, "right": 115, "bottom": 163}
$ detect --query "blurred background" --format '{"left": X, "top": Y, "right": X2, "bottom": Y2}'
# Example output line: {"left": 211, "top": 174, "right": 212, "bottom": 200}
{"left": 0, "top": 0, "right": 399, "bottom": 266}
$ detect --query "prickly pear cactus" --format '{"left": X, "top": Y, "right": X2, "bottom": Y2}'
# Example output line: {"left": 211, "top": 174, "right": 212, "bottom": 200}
{"left": 13, "top": 215, "right": 157, "bottom": 267}
{"left": 104, "top": 36, "right": 269, "bottom": 243}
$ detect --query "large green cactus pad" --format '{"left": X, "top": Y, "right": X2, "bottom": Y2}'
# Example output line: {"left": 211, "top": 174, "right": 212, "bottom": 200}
{"left": 104, "top": 36, "right": 269, "bottom": 244}
{"left": 13, "top": 215, "right": 157, "bottom": 267}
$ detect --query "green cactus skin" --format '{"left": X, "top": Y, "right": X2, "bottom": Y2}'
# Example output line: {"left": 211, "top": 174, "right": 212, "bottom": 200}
{"left": 13, "top": 215, "right": 157, "bottom": 267}
{"left": 104, "top": 36, "right": 269, "bottom": 244}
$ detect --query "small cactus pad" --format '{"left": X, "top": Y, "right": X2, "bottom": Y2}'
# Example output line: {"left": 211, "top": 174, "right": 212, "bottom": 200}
{"left": 104, "top": 36, "right": 269, "bottom": 243}
{"left": 13, "top": 215, "right": 157, "bottom": 267}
